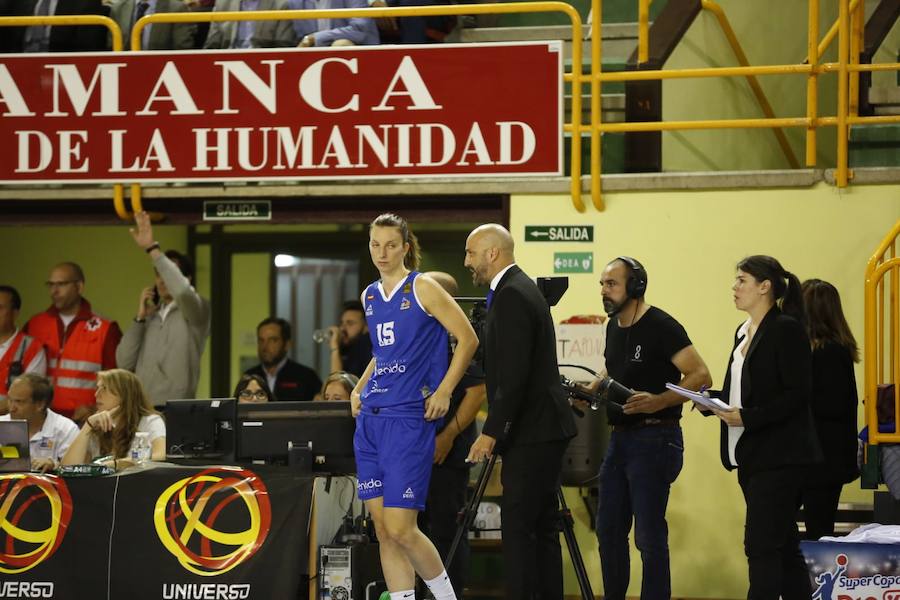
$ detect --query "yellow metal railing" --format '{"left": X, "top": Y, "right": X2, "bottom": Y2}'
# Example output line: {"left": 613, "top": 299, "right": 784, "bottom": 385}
{"left": 3, "top": 2, "right": 900, "bottom": 215}
{"left": 865, "top": 219, "right": 900, "bottom": 445}
{"left": 0, "top": 15, "right": 141, "bottom": 219}
{"left": 592, "top": 0, "right": 900, "bottom": 210}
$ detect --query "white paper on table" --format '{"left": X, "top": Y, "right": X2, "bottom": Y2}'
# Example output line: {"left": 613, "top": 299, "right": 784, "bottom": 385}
{"left": 665, "top": 382, "right": 731, "bottom": 411}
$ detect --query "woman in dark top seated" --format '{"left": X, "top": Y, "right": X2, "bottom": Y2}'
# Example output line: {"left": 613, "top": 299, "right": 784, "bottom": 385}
{"left": 799, "top": 278, "right": 859, "bottom": 540}
{"left": 234, "top": 374, "right": 274, "bottom": 404}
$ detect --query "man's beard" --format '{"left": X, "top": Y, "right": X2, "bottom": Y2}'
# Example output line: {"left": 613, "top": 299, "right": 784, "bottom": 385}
{"left": 261, "top": 353, "right": 285, "bottom": 368}
{"left": 603, "top": 297, "right": 627, "bottom": 317}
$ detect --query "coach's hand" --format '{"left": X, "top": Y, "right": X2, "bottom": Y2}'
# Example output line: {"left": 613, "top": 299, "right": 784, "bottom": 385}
{"left": 466, "top": 433, "right": 495, "bottom": 463}
{"left": 424, "top": 390, "right": 450, "bottom": 421}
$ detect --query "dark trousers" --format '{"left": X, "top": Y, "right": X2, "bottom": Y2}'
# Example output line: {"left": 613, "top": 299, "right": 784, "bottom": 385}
{"left": 800, "top": 484, "right": 843, "bottom": 540}
{"left": 738, "top": 466, "right": 812, "bottom": 600}
{"left": 500, "top": 438, "right": 568, "bottom": 600}
{"left": 419, "top": 464, "right": 470, "bottom": 599}
{"left": 596, "top": 427, "right": 683, "bottom": 600}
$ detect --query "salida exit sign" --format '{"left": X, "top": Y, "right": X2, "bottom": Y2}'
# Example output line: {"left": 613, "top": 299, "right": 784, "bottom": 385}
{"left": 525, "top": 225, "right": 594, "bottom": 242}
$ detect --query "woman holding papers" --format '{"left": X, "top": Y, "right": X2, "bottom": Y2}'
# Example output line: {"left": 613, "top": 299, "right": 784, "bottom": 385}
{"left": 799, "top": 279, "right": 859, "bottom": 540}
{"left": 702, "top": 255, "right": 820, "bottom": 600}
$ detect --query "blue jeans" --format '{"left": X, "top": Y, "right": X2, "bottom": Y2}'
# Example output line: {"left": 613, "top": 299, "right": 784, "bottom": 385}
{"left": 596, "top": 426, "right": 683, "bottom": 600}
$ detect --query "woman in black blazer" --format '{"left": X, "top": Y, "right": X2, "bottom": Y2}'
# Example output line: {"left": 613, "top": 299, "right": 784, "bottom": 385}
{"left": 706, "top": 255, "right": 821, "bottom": 600}
{"left": 799, "top": 279, "right": 859, "bottom": 540}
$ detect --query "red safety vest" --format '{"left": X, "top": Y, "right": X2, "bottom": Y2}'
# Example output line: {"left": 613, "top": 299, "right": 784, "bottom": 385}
{"left": 25, "top": 303, "right": 116, "bottom": 417}
{"left": 0, "top": 331, "right": 44, "bottom": 396}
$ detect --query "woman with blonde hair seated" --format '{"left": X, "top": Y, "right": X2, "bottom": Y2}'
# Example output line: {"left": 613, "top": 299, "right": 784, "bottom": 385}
{"left": 62, "top": 369, "right": 166, "bottom": 470}
{"left": 321, "top": 371, "right": 359, "bottom": 401}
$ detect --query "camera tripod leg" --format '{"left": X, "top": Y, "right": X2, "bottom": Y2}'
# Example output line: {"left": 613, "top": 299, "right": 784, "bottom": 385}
{"left": 445, "top": 453, "right": 497, "bottom": 571}
{"left": 557, "top": 487, "right": 595, "bottom": 600}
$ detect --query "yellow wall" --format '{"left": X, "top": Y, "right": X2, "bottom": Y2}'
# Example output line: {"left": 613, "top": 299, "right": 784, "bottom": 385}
{"left": 663, "top": 1, "right": 840, "bottom": 170}
{"left": 0, "top": 224, "right": 188, "bottom": 328}
{"left": 230, "top": 253, "right": 271, "bottom": 388}
{"left": 513, "top": 183, "right": 900, "bottom": 598}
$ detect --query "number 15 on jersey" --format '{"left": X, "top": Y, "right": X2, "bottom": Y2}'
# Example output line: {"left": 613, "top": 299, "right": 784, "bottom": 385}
{"left": 377, "top": 321, "right": 395, "bottom": 347}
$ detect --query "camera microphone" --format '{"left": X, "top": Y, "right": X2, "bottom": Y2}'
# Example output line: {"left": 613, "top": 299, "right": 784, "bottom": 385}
{"left": 596, "top": 376, "right": 638, "bottom": 407}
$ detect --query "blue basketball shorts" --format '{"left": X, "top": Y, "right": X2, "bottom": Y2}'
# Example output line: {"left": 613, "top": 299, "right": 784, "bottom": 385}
{"left": 354, "top": 411, "right": 436, "bottom": 510}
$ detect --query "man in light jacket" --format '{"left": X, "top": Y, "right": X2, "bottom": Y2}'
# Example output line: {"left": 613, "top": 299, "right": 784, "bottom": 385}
{"left": 116, "top": 212, "right": 211, "bottom": 409}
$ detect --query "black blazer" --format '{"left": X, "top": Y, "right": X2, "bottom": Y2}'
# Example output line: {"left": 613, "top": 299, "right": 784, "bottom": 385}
{"left": 245, "top": 359, "right": 322, "bottom": 403}
{"left": 482, "top": 265, "right": 576, "bottom": 451}
{"left": 0, "top": 0, "right": 109, "bottom": 53}
{"left": 716, "top": 306, "right": 821, "bottom": 474}
{"left": 807, "top": 342, "right": 859, "bottom": 485}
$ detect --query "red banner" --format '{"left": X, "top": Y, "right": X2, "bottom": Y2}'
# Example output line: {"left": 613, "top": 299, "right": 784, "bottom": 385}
{"left": 0, "top": 43, "right": 562, "bottom": 183}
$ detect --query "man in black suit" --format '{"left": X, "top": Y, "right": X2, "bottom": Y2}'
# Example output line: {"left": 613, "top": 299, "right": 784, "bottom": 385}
{"left": 0, "top": 0, "right": 109, "bottom": 53}
{"left": 244, "top": 317, "right": 321, "bottom": 402}
{"left": 464, "top": 224, "right": 576, "bottom": 600}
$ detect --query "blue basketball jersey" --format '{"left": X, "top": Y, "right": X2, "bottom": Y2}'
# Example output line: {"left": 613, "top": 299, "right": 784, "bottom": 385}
{"left": 361, "top": 272, "right": 449, "bottom": 414}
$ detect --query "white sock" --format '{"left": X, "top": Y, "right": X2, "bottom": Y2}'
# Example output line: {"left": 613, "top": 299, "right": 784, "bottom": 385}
{"left": 424, "top": 570, "right": 457, "bottom": 600}
{"left": 389, "top": 590, "right": 415, "bottom": 600}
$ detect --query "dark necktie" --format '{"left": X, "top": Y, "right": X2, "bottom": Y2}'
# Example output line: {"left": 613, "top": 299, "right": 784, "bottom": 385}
{"left": 135, "top": 1, "right": 150, "bottom": 23}
{"left": 130, "top": 1, "right": 150, "bottom": 45}
{"left": 485, "top": 289, "right": 494, "bottom": 309}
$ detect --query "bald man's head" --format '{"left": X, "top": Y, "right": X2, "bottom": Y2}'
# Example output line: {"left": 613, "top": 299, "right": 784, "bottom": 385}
{"left": 464, "top": 223, "right": 515, "bottom": 287}
{"left": 424, "top": 271, "right": 459, "bottom": 296}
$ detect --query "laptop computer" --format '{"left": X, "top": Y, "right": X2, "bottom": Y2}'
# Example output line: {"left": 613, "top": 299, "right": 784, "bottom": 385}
{"left": 0, "top": 420, "right": 30, "bottom": 472}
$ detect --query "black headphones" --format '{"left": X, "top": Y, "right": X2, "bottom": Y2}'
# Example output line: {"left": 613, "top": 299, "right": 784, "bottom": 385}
{"left": 616, "top": 256, "right": 648, "bottom": 299}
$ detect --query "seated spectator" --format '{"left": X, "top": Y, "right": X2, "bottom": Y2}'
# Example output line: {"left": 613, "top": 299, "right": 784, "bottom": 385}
{"left": 289, "top": 0, "right": 377, "bottom": 47}
{"left": 245, "top": 317, "right": 321, "bottom": 401}
{"left": 0, "top": 0, "right": 109, "bottom": 53}
{"left": 370, "top": 0, "right": 454, "bottom": 44}
{"left": 61, "top": 369, "right": 166, "bottom": 470}
{"left": 203, "top": 0, "right": 297, "bottom": 49}
{"left": 116, "top": 212, "right": 211, "bottom": 411}
{"left": 326, "top": 300, "right": 372, "bottom": 378}
{"left": 234, "top": 373, "right": 273, "bottom": 404}
{"left": 0, "top": 285, "right": 47, "bottom": 412}
{"left": 108, "top": 0, "right": 197, "bottom": 50}
{"left": 320, "top": 371, "right": 358, "bottom": 401}
{"left": 0, "top": 374, "right": 78, "bottom": 473}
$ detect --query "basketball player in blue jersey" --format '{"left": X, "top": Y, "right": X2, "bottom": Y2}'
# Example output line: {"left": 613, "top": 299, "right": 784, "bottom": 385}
{"left": 351, "top": 213, "right": 478, "bottom": 600}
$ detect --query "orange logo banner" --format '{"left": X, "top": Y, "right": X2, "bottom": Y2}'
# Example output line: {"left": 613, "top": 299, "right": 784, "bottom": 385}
{"left": 0, "top": 474, "right": 73, "bottom": 574}
{"left": 153, "top": 467, "right": 271, "bottom": 576}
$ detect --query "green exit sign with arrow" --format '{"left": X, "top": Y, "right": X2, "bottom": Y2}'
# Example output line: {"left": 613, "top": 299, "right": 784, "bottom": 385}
{"left": 525, "top": 225, "right": 594, "bottom": 242}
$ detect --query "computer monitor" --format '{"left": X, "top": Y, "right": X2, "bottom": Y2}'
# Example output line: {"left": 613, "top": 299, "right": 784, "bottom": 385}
{"left": 237, "top": 401, "right": 355, "bottom": 473}
{"left": 0, "top": 420, "right": 30, "bottom": 472}
{"left": 165, "top": 398, "right": 237, "bottom": 461}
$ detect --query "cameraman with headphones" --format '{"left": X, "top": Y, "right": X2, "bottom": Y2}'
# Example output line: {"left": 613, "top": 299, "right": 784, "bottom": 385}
{"left": 594, "top": 257, "right": 711, "bottom": 600}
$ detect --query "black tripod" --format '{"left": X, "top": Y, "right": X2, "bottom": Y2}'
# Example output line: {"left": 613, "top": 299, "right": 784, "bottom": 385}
{"left": 444, "top": 454, "right": 595, "bottom": 600}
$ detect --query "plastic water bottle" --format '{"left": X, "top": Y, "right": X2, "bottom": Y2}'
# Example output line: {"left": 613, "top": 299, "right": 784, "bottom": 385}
{"left": 312, "top": 328, "right": 333, "bottom": 344}
{"left": 130, "top": 432, "right": 151, "bottom": 465}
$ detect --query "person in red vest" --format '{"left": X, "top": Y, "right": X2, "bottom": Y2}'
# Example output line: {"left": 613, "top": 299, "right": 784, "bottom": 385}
{"left": 25, "top": 263, "right": 122, "bottom": 422}
{"left": 0, "top": 285, "right": 47, "bottom": 412}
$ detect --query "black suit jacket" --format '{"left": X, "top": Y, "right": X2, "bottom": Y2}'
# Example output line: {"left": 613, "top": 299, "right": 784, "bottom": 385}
{"left": 245, "top": 359, "right": 322, "bottom": 402}
{"left": 808, "top": 342, "right": 859, "bottom": 485}
{"left": 0, "top": 0, "right": 108, "bottom": 53}
{"left": 482, "top": 265, "right": 576, "bottom": 451}
{"left": 716, "top": 306, "right": 821, "bottom": 474}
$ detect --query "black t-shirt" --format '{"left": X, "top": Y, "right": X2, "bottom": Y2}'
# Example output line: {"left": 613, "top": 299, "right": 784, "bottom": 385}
{"left": 340, "top": 334, "right": 373, "bottom": 378}
{"left": 604, "top": 306, "right": 691, "bottom": 426}
{"left": 437, "top": 361, "right": 484, "bottom": 468}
